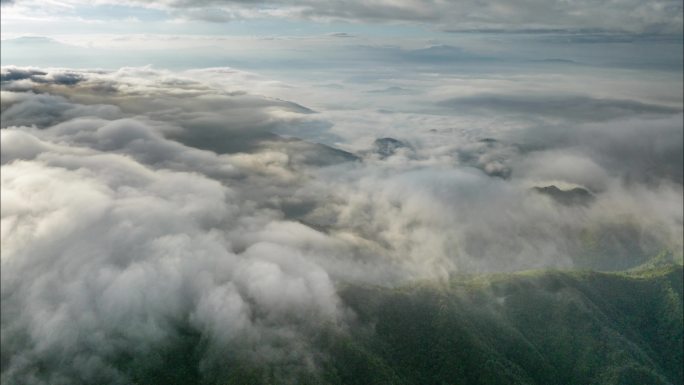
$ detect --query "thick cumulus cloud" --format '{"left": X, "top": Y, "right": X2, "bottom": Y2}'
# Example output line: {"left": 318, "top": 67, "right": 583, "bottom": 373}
{"left": 1, "top": 146, "right": 343, "bottom": 384}
{"left": 1, "top": 67, "right": 350, "bottom": 384}
{"left": 1, "top": 66, "right": 682, "bottom": 383}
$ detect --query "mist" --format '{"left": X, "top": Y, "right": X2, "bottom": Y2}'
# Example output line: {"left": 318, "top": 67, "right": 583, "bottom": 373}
{"left": 1, "top": 63, "right": 681, "bottom": 383}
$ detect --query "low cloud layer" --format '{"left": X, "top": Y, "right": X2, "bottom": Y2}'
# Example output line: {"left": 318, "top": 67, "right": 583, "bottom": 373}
{"left": 439, "top": 93, "right": 682, "bottom": 122}
{"left": 1, "top": 66, "right": 682, "bottom": 383}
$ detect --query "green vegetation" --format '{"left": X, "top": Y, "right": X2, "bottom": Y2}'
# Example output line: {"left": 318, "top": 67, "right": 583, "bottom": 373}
{"left": 125, "top": 264, "right": 683, "bottom": 385}
{"left": 324, "top": 264, "right": 683, "bottom": 385}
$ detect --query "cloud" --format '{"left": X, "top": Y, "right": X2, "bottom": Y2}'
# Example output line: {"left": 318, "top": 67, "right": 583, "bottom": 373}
{"left": 173, "top": 0, "right": 682, "bottom": 34}
{"left": 439, "top": 93, "right": 682, "bottom": 122}
{"left": 510, "top": 114, "right": 684, "bottom": 184}
{"left": 1, "top": 91, "right": 122, "bottom": 128}
{"left": 0, "top": 68, "right": 359, "bottom": 383}
{"left": 0, "top": 67, "right": 85, "bottom": 86}
{"left": 327, "top": 32, "right": 355, "bottom": 38}
{"left": 0, "top": 126, "right": 346, "bottom": 385}
{"left": 1, "top": 66, "right": 682, "bottom": 383}
{"left": 3, "top": 0, "right": 682, "bottom": 34}
{"left": 0, "top": 67, "right": 47, "bottom": 82}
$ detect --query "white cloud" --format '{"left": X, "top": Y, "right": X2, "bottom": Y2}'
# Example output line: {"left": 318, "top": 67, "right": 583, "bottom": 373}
{"left": 1, "top": 66, "right": 682, "bottom": 383}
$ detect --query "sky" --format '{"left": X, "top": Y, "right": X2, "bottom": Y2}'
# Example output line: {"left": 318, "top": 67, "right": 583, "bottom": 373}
{"left": 1, "top": 1, "right": 683, "bottom": 384}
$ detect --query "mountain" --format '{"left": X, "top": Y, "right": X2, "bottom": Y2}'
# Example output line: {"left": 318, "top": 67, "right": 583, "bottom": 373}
{"left": 533, "top": 185, "right": 595, "bottom": 206}
{"left": 326, "top": 264, "right": 682, "bottom": 385}
{"left": 125, "top": 264, "right": 683, "bottom": 385}
{"left": 373, "top": 137, "right": 410, "bottom": 158}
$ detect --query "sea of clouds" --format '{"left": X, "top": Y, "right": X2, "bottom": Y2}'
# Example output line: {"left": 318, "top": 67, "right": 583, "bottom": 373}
{"left": 1, "top": 65, "right": 682, "bottom": 383}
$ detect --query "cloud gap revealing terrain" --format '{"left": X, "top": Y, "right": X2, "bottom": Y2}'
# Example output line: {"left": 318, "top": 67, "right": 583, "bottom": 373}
{"left": 1, "top": 1, "right": 682, "bottom": 384}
